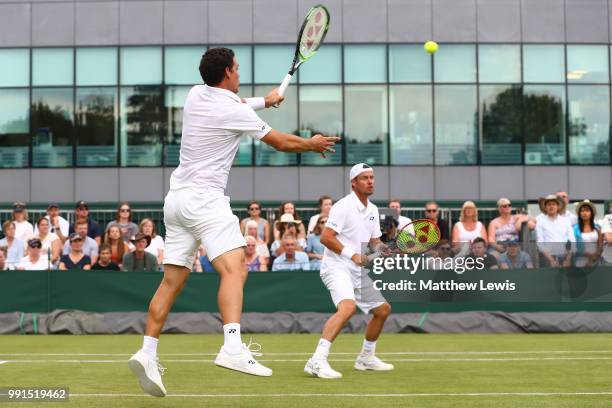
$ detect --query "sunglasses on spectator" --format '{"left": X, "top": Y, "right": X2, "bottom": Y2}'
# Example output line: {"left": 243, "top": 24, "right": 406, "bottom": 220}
{"left": 120, "top": 208, "right": 131, "bottom": 213}
{"left": 426, "top": 209, "right": 438, "bottom": 212}
{"left": 29, "top": 243, "right": 42, "bottom": 249}
{"left": 499, "top": 204, "right": 511, "bottom": 208}
{"left": 439, "top": 246, "right": 451, "bottom": 251}
{"left": 249, "top": 207, "right": 260, "bottom": 211}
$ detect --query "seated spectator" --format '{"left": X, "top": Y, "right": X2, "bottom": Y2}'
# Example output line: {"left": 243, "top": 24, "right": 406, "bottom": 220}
{"left": 92, "top": 243, "right": 120, "bottom": 271}
{"left": 31, "top": 217, "right": 61, "bottom": 266}
{"left": 380, "top": 215, "right": 399, "bottom": 245}
{"left": 63, "top": 218, "right": 98, "bottom": 265}
{"left": 0, "top": 247, "right": 7, "bottom": 271}
{"left": 451, "top": 201, "right": 487, "bottom": 256}
{"left": 122, "top": 233, "right": 158, "bottom": 272}
{"left": 463, "top": 237, "right": 498, "bottom": 269}
{"left": 69, "top": 201, "right": 102, "bottom": 245}
{"left": 245, "top": 236, "right": 267, "bottom": 272}
{"left": 602, "top": 204, "right": 612, "bottom": 265}
{"left": 59, "top": 234, "right": 92, "bottom": 270}
{"left": 427, "top": 239, "right": 454, "bottom": 270}
{"left": 556, "top": 191, "right": 578, "bottom": 225}
{"left": 17, "top": 238, "right": 49, "bottom": 270}
{"left": 389, "top": 199, "right": 414, "bottom": 233}
{"left": 424, "top": 201, "right": 449, "bottom": 241}
{"left": 272, "top": 235, "right": 310, "bottom": 271}
{"left": 487, "top": 198, "right": 533, "bottom": 258}
{"left": 34, "top": 203, "right": 69, "bottom": 244}
{"left": 535, "top": 195, "right": 575, "bottom": 267}
{"left": 0, "top": 220, "right": 24, "bottom": 270}
{"left": 244, "top": 220, "right": 270, "bottom": 263}
{"left": 198, "top": 245, "right": 215, "bottom": 273}
{"left": 572, "top": 200, "right": 603, "bottom": 267}
{"left": 499, "top": 240, "right": 533, "bottom": 269}
{"left": 11, "top": 202, "right": 34, "bottom": 243}
{"left": 307, "top": 195, "right": 333, "bottom": 234}
{"left": 240, "top": 201, "right": 270, "bottom": 243}
{"left": 106, "top": 202, "right": 139, "bottom": 243}
{"left": 139, "top": 218, "right": 164, "bottom": 266}
{"left": 104, "top": 224, "right": 129, "bottom": 267}
{"left": 274, "top": 201, "right": 306, "bottom": 241}
{"left": 306, "top": 215, "right": 327, "bottom": 270}
{"left": 270, "top": 214, "right": 307, "bottom": 257}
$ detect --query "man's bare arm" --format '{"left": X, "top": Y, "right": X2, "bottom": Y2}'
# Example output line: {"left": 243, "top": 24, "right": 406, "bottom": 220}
{"left": 320, "top": 227, "right": 363, "bottom": 266}
{"left": 261, "top": 129, "right": 340, "bottom": 157}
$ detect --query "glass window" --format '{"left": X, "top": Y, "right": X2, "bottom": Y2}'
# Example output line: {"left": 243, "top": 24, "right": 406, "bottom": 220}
{"left": 76, "top": 47, "right": 117, "bottom": 86}
{"left": 119, "top": 86, "right": 165, "bottom": 166}
{"left": 345, "top": 85, "right": 388, "bottom": 165}
{"left": 32, "top": 48, "right": 73, "bottom": 86}
{"left": 0, "top": 89, "right": 29, "bottom": 168}
{"left": 299, "top": 45, "right": 342, "bottom": 84}
{"left": 254, "top": 85, "right": 297, "bottom": 165}
{"left": 344, "top": 45, "right": 386, "bottom": 83}
{"left": 120, "top": 47, "right": 162, "bottom": 85}
{"left": 76, "top": 87, "right": 118, "bottom": 167}
{"left": 523, "top": 85, "right": 566, "bottom": 164}
{"left": 299, "top": 85, "right": 343, "bottom": 165}
{"left": 390, "top": 85, "right": 433, "bottom": 164}
{"left": 434, "top": 85, "right": 477, "bottom": 165}
{"left": 479, "top": 85, "right": 522, "bottom": 164}
{"left": 235, "top": 85, "right": 254, "bottom": 165}
{"left": 389, "top": 44, "right": 431, "bottom": 83}
{"left": 568, "top": 85, "right": 610, "bottom": 164}
{"left": 165, "top": 46, "right": 205, "bottom": 85}
{"left": 0, "top": 49, "right": 29, "bottom": 87}
{"left": 479, "top": 45, "right": 521, "bottom": 83}
{"left": 31, "top": 88, "right": 74, "bottom": 167}
{"left": 434, "top": 44, "right": 476, "bottom": 83}
{"left": 164, "top": 86, "right": 190, "bottom": 166}
{"left": 254, "top": 45, "right": 294, "bottom": 84}
{"left": 567, "top": 45, "right": 608, "bottom": 83}
{"left": 523, "top": 45, "right": 565, "bottom": 83}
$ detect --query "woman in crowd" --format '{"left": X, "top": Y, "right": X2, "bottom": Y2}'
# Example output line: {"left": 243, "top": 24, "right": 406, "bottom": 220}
{"left": 0, "top": 220, "right": 24, "bottom": 269}
{"left": 451, "top": 201, "right": 487, "bottom": 256}
{"left": 106, "top": 202, "right": 139, "bottom": 242}
{"left": 11, "top": 202, "right": 34, "bottom": 243}
{"left": 244, "top": 220, "right": 270, "bottom": 265}
{"left": 245, "top": 236, "right": 267, "bottom": 272}
{"left": 270, "top": 214, "right": 307, "bottom": 257}
{"left": 31, "top": 217, "right": 61, "bottom": 267}
{"left": 104, "top": 224, "right": 130, "bottom": 268}
{"left": 274, "top": 201, "right": 306, "bottom": 241}
{"left": 306, "top": 215, "right": 327, "bottom": 270}
{"left": 59, "top": 233, "right": 92, "bottom": 270}
{"left": 487, "top": 198, "right": 533, "bottom": 259}
{"left": 240, "top": 201, "right": 270, "bottom": 243}
{"left": 139, "top": 218, "right": 164, "bottom": 266}
{"left": 17, "top": 238, "right": 49, "bottom": 270}
{"left": 307, "top": 195, "right": 333, "bottom": 234}
{"left": 92, "top": 243, "right": 120, "bottom": 271}
{"left": 573, "top": 200, "right": 603, "bottom": 267}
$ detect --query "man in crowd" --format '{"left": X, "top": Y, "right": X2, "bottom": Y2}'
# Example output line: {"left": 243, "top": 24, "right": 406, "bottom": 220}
{"left": 499, "top": 240, "right": 533, "bottom": 269}
{"left": 271, "top": 235, "right": 310, "bottom": 271}
{"left": 464, "top": 237, "right": 498, "bottom": 269}
{"left": 122, "top": 233, "right": 159, "bottom": 272}
{"left": 535, "top": 194, "right": 575, "bottom": 267}
{"left": 17, "top": 238, "right": 49, "bottom": 270}
{"left": 63, "top": 218, "right": 98, "bottom": 264}
{"left": 92, "top": 244, "right": 120, "bottom": 271}
{"left": 556, "top": 191, "right": 578, "bottom": 225}
{"left": 69, "top": 201, "right": 102, "bottom": 245}
{"left": 424, "top": 201, "right": 449, "bottom": 240}
{"left": 35, "top": 203, "right": 69, "bottom": 244}
{"left": 388, "top": 199, "right": 413, "bottom": 233}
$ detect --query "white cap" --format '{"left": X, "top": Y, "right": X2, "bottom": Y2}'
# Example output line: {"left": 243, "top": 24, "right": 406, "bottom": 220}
{"left": 349, "top": 163, "right": 374, "bottom": 181}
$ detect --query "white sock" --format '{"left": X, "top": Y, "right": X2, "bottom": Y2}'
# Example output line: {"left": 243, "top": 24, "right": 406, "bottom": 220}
{"left": 223, "top": 323, "right": 242, "bottom": 355}
{"left": 361, "top": 339, "right": 376, "bottom": 355}
{"left": 142, "top": 336, "right": 158, "bottom": 358}
{"left": 313, "top": 338, "right": 332, "bottom": 359}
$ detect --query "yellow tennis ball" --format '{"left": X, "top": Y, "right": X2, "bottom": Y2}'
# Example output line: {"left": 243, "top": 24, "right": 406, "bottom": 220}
{"left": 424, "top": 41, "right": 438, "bottom": 54}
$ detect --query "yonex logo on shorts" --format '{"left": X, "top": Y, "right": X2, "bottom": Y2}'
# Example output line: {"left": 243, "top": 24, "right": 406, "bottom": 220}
{"left": 229, "top": 329, "right": 237, "bottom": 333}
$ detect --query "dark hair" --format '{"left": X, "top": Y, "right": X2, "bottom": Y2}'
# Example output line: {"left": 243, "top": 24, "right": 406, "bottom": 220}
{"left": 199, "top": 47, "right": 235, "bottom": 86}
{"left": 247, "top": 201, "right": 261, "bottom": 210}
{"left": 472, "top": 237, "right": 487, "bottom": 246}
{"left": 37, "top": 217, "right": 49, "bottom": 227}
{"left": 578, "top": 204, "right": 595, "bottom": 232}
{"left": 99, "top": 243, "right": 112, "bottom": 254}
{"left": 116, "top": 201, "right": 132, "bottom": 222}
{"left": 276, "top": 201, "right": 302, "bottom": 222}
{"left": 318, "top": 195, "right": 332, "bottom": 210}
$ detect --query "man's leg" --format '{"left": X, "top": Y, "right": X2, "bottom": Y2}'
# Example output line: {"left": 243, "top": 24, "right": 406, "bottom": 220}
{"left": 321, "top": 299, "right": 357, "bottom": 342}
{"left": 355, "top": 302, "right": 394, "bottom": 372}
{"left": 364, "top": 302, "right": 391, "bottom": 342}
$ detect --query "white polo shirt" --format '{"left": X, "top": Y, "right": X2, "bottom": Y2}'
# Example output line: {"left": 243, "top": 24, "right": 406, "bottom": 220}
{"left": 323, "top": 191, "right": 381, "bottom": 265}
{"left": 169, "top": 85, "right": 272, "bottom": 193}
{"left": 535, "top": 213, "right": 576, "bottom": 256}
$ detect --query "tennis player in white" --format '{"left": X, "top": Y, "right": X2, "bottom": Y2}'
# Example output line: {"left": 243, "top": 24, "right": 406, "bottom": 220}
{"left": 128, "top": 47, "right": 339, "bottom": 397}
{"left": 305, "top": 163, "right": 394, "bottom": 379}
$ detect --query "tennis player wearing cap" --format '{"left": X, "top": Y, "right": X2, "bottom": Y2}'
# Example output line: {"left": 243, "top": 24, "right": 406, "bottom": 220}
{"left": 127, "top": 47, "right": 339, "bottom": 396}
{"left": 304, "top": 163, "right": 393, "bottom": 379}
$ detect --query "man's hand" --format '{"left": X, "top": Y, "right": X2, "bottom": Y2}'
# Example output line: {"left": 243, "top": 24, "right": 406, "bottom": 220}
{"left": 309, "top": 134, "right": 341, "bottom": 158}
{"left": 265, "top": 88, "right": 284, "bottom": 108}
{"left": 351, "top": 253, "right": 366, "bottom": 267}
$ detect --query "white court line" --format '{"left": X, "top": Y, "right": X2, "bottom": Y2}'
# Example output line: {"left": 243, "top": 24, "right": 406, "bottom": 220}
{"left": 3, "top": 357, "right": 612, "bottom": 363}
{"left": 0, "top": 361, "right": 6, "bottom": 365}
{"left": 68, "top": 391, "right": 612, "bottom": 398}
{"left": 0, "top": 350, "right": 611, "bottom": 356}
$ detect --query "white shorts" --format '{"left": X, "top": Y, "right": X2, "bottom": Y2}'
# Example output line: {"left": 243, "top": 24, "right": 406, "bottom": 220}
{"left": 163, "top": 188, "right": 246, "bottom": 268}
{"left": 320, "top": 259, "right": 386, "bottom": 314}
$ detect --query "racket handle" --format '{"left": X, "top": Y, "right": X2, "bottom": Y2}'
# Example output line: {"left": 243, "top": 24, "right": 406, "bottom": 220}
{"left": 278, "top": 73, "right": 293, "bottom": 96}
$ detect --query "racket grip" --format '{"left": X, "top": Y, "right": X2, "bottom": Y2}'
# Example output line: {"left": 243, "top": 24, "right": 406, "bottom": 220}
{"left": 278, "top": 73, "right": 293, "bottom": 96}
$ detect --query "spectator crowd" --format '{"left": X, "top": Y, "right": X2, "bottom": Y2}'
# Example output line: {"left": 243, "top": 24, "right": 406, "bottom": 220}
{"left": 0, "top": 192, "right": 611, "bottom": 272}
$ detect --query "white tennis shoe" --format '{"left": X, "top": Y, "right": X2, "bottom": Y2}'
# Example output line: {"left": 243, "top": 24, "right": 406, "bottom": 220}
{"left": 354, "top": 354, "right": 394, "bottom": 371}
{"left": 128, "top": 350, "right": 167, "bottom": 397}
{"left": 214, "top": 339, "right": 273, "bottom": 377}
{"left": 304, "top": 357, "right": 343, "bottom": 379}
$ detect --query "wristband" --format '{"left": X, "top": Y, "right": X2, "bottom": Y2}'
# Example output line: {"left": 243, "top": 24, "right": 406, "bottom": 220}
{"left": 341, "top": 247, "right": 355, "bottom": 260}
{"left": 244, "top": 97, "right": 266, "bottom": 111}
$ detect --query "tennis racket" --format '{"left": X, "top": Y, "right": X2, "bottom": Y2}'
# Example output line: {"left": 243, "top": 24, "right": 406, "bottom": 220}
{"left": 278, "top": 4, "right": 330, "bottom": 97}
{"left": 395, "top": 219, "right": 441, "bottom": 254}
